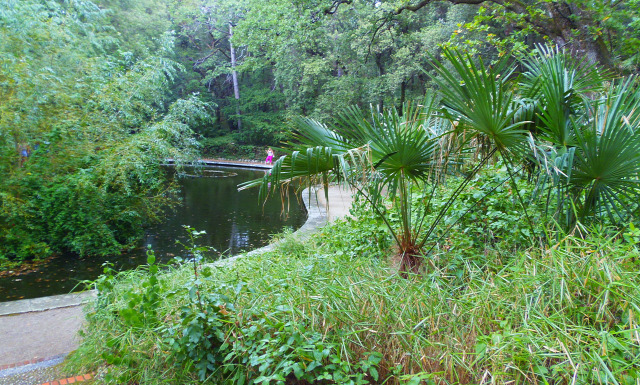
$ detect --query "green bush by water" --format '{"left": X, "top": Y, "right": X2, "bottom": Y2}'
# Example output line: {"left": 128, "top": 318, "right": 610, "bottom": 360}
{"left": 69, "top": 218, "right": 640, "bottom": 384}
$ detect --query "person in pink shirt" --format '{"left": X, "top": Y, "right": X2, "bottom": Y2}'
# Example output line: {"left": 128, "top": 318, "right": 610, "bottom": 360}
{"left": 265, "top": 147, "right": 274, "bottom": 164}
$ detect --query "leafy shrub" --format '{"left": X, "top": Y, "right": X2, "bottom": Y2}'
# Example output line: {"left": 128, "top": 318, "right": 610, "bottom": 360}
{"left": 76, "top": 229, "right": 385, "bottom": 384}
{"left": 444, "top": 165, "right": 545, "bottom": 251}
{"left": 0, "top": 155, "right": 179, "bottom": 259}
{"left": 223, "top": 318, "right": 382, "bottom": 385}
{"left": 319, "top": 194, "right": 392, "bottom": 260}
{"left": 0, "top": 1, "right": 208, "bottom": 264}
{"left": 166, "top": 290, "right": 234, "bottom": 381}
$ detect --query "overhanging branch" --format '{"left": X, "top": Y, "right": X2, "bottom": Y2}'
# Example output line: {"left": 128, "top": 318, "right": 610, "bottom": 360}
{"left": 393, "top": 0, "right": 488, "bottom": 15}
{"left": 324, "top": 0, "right": 354, "bottom": 15}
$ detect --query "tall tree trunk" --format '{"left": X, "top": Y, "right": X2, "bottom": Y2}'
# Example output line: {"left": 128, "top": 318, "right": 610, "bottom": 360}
{"left": 331, "top": 13, "right": 344, "bottom": 77}
{"left": 229, "top": 22, "right": 242, "bottom": 130}
{"left": 376, "top": 53, "right": 385, "bottom": 111}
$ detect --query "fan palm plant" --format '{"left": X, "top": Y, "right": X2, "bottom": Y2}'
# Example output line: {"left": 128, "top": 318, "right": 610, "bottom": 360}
{"left": 241, "top": 49, "right": 537, "bottom": 274}
{"left": 433, "top": 45, "right": 640, "bottom": 231}
{"left": 241, "top": 96, "right": 452, "bottom": 274}
{"left": 522, "top": 47, "right": 640, "bottom": 228}
{"left": 430, "top": 49, "right": 529, "bottom": 156}
{"left": 519, "top": 45, "right": 607, "bottom": 147}
{"left": 427, "top": 48, "right": 537, "bottom": 237}
{"left": 242, "top": 46, "right": 640, "bottom": 274}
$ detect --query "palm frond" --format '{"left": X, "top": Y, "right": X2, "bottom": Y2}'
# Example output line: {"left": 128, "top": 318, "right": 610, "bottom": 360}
{"left": 571, "top": 78, "right": 640, "bottom": 222}
{"left": 520, "top": 45, "right": 609, "bottom": 147}
{"left": 429, "top": 48, "right": 529, "bottom": 155}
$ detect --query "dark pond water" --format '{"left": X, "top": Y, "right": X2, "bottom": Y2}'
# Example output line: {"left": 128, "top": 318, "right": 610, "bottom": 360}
{"left": 0, "top": 166, "right": 307, "bottom": 301}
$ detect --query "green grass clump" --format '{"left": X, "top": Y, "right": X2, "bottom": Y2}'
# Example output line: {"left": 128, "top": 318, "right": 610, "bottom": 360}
{"left": 68, "top": 222, "right": 640, "bottom": 384}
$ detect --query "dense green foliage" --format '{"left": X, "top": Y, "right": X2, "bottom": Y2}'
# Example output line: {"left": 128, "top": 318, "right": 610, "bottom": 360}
{"left": 70, "top": 207, "right": 640, "bottom": 383}
{"left": 120, "top": 0, "right": 640, "bottom": 143}
{"left": 0, "top": 0, "right": 210, "bottom": 262}
{"left": 66, "top": 0, "right": 639, "bottom": 148}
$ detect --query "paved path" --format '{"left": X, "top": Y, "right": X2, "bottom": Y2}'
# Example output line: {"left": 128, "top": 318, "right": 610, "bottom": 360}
{"left": 0, "top": 307, "right": 85, "bottom": 367}
{"left": 0, "top": 292, "right": 94, "bottom": 368}
{"left": 0, "top": 182, "right": 354, "bottom": 384}
{"left": 315, "top": 185, "right": 353, "bottom": 223}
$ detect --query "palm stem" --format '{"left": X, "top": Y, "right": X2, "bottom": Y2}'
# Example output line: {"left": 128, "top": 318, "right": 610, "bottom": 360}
{"left": 398, "top": 170, "right": 413, "bottom": 247}
{"left": 424, "top": 167, "right": 522, "bottom": 257}
{"left": 348, "top": 179, "right": 403, "bottom": 249}
{"left": 413, "top": 178, "right": 439, "bottom": 243}
{"left": 417, "top": 147, "right": 497, "bottom": 251}
{"left": 501, "top": 152, "right": 537, "bottom": 244}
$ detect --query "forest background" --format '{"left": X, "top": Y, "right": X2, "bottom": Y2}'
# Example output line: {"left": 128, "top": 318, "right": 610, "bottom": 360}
{"left": 1, "top": 0, "right": 639, "bottom": 263}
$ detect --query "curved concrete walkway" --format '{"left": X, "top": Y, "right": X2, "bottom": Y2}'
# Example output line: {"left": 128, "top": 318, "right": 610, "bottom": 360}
{"left": 0, "top": 183, "right": 354, "bottom": 384}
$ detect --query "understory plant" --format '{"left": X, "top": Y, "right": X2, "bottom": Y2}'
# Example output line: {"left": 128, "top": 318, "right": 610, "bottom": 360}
{"left": 75, "top": 229, "right": 384, "bottom": 385}
{"left": 521, "top": 46, "right": 640, "bottom": 228}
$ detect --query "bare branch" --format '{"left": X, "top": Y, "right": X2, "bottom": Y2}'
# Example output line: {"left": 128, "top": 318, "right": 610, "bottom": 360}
{"left": 193, "top": 48, "right": 229, "bottom": 68}
{"left": 324, "top": 0, "right": 353, "bottom": 15}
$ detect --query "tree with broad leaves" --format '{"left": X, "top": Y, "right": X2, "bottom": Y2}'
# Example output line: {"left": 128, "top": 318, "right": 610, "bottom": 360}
{"left": 324, "top": 0, "right": 639, "bottom": 71}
